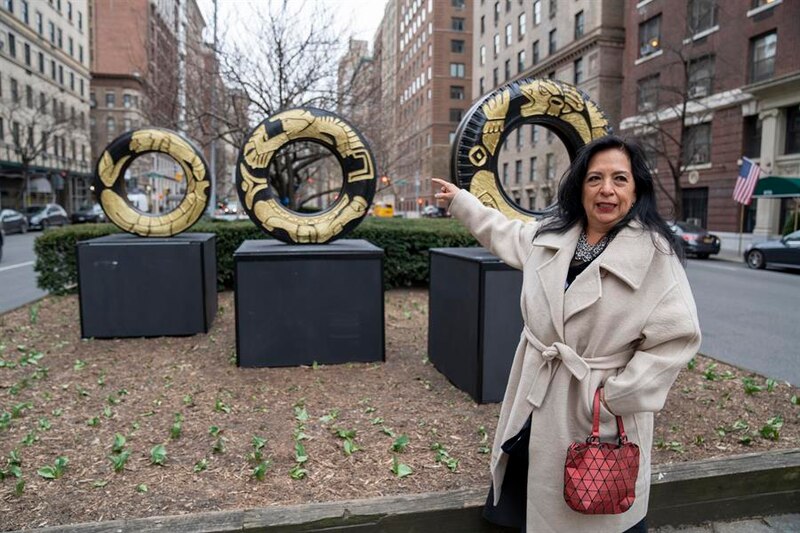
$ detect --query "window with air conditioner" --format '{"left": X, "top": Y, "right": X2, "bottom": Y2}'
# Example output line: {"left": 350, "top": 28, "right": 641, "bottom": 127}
{"left": 682, "top": 123, "right": 711, "bottom": 166}
{"left": 749, "top": 31, "right": 776, "bottom": 83}
{"left": 687, "top": 0, "right": 717, "bottom": 35}
{"left": 637, "top": 74, "right": 659, "bottom": 112}
{"left": 688, "top": 55, "right": 714, "bottom": 98}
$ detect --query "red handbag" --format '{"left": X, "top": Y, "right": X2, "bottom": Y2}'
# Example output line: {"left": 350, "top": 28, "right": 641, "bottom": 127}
{"left": 563, "top": 388, "right": 640, "bottom": 514}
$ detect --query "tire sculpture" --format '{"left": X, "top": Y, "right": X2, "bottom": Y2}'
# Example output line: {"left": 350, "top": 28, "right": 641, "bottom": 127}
{"left": 95, "top": 128, "right": 211, "bottom": 236}
{"left": 451, "top": 78, "right": 612, "bottom": 221}
{"left": 236, "top": 108, "right": 377, "bottom": 244}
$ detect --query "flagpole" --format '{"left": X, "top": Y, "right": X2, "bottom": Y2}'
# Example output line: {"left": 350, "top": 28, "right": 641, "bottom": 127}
{"left": 737, "top": 203, "right": 745, "bottom": 256}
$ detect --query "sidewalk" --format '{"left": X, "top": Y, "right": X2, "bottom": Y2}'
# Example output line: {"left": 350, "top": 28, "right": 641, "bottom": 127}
{"left": 655, "top": 514, "right": 800, "bottom": 532}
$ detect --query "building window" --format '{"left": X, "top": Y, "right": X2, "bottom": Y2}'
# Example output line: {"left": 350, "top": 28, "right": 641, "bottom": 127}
{"left": 532, "top": 40, "right": 539, "bottom": 64}
{"left": 449, "top": 108, "right": 463, "bottom": 122}
{"left": 531, "top": 125, "right": 539, "bottom": 144}
{"left": 504, "top": 59, "right": 510, "bottom": 81}
{"left": 502, "top": 162, "right": 509, "bottom": 184}
{"left": 516, "top": 128, "right": 522, "bottom": 149}
{"left": 742, "top": 115, "right": 762, "bottom": 158}
{"left": 515, "top": 160, "right": 522, "bottom": 184}
{"left": 574, "top": 57, "right": 584, "bottom": 84}
{"left": 3, "top": 0, "right": 11, "bottom": 13}
{"left": 682, "top": 123, "right": 711, "bottom": 166}
{"left": 480, "top": 45, "right": 486, "bottom": 65}
{"left": 78, "top": 44, "right": 83, "bottom": 63}
{"left": 749, "top": 31, "right": 776, "bottom": 83}
{"left": 57, "top": 27, "right": 62, "bottom": 47}
{"left": 479, "top": 77, "right": 485, "bottom": 95}
{"left": 505, "top": 23, "right": 512, "bottom": 46}
{"left": 575, "top": 10, "right": 585, "bottom": 39}
{"left": 10, "top": 77, "right": 19, "bottom": 103}
{"left": 494, "top": 1, "right": 500, "bottom": 24}
{"left": 67, "top": 0, "right": 72, "bottom": 20}
{"left": 518, "top": 12, "right": 526, "bottom": 38}
{"left": 687, "top": 0, "right": 717, "bottom": 34}
{"left": 48, "top": 21, "right": 54, "bottom": 43}
{"left": 639, "top": 134, "right": 658, "bottom": 170}
{"left": 78, "top": 11, "right": 82, "bottom": 31}
{"left": 451, "top": 17, "right": 464, "bottom": 31}
{"left": 23, "top": 42, "right": 30, "bottom": 65}
{"left": 79, "top": 78, "right": 84, "bottom": 96}
{"left": 449, "top": 63, "right": 465, "bottom": 77}
{"left": 518, "top": 50, "right": 526, "bottom": 73}
{"left": 546, "top": 153, "right": 555, "bottom": 180}
{"left": 682, "top": 187, "right": 709, "bottom": 228}
{"left": 529, "top": 156, "right": 537, "bottom": 181}
{"left": 21, "top": 0, "right": 27, "bottom": 23}
{"left": 549, "top": 0, "right": 557, "bottom": 19}
{"left": 450, "top": 85, "right": 465, "bottom": 99}
{"left": 37, "top": 51, "right": 43, "bottom": 72}
{"left": 0, "top": 118, "right": 4, "bottom": 141}
{"left": 35, "top": 10, "right": 41, "bottom": 33}
{"left": 493, "top": 67, "right": 498, "bottom": 86}
{"left": 451, "top": 39, "right": 464, "bottom": 53}
{"left": 548, "top": 29, "right": 556, "bottom": 55}
{"left": 25, "top": 85, "right": 32, "bottom": 108}
{"left": 533, "top": 0, "right": 541, "bottom": 25}
{"left": 50, "top": 59, "right": 56, "bottom": 80}
{"left": 58, "top": 64, "right": 63, "bottom": 84}
{"left": 106, "top": 92, "right": 116, "bottom": 107}
{"left": 637, "top": 74, "right": 659, "bottom": 112}
{"left": 7, "top": 32, "right": 15, "bottom": 57}
{"left": 39, "top": 91, "right": 45, "bottom": 111}
{"left": 688, "top": 55, "right": 714, "bottom": 98}
{"left": 68, "top": 36, "right": 73, "bottom": 56}
{"left": 493, "top": 34, "right": 499, "bottom": 57}
{"left": 639, "top": 15, "right": 661, "bottom": 58}
{"left": 106, "top": 116, "right": 116, "bottom": 138}
{"left": 69, "top": 71, "right": 74, "bottom": 90}
{"left": 480, "top": 15, "right": 485, "bottom": 35}
{"left": 785, "top": 106, "right": 800, "bottom": 155}
{"left": 505, "top": 0, "right": 511, "bottom": 12}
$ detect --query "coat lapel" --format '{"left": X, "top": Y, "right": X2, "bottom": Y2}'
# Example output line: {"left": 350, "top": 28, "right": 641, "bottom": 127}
{"left": 563, "top": 260, "right": 602, "bottom": 322}
{"left": 534, "top": 224, "right": 581, "bottom": 340}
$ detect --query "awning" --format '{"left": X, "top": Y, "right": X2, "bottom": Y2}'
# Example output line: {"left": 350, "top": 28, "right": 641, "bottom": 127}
{"left": 752, "top": 176, "right": 800, "bottom": 198}
{"left": 29, "top": 177, "right": 53, "bottom": 194}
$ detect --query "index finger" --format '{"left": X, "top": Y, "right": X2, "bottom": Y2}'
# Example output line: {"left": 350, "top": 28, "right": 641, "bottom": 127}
{"left": 431, "top": 178, "right": 449, "bottom": 187}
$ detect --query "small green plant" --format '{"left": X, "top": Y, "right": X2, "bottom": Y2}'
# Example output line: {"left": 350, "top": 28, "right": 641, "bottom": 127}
{"left": 431, "top": 443, "right": 459, "bottom": 472}
{"left": 170, "top": 413, "right": 183, "bottom": 439}
{"left": 182, "top": 394, "right": 194, "bottom": 406}
{"left": 252, "top": 461, "right": 271, "bottom": 481}
{"left": 742, "top": 377, "right": 765, "bottom": 395}
{"left": 21, "top": 431, "right": 38, "bottom": 446}
{"left": 792, "top": 395, "right": 799, "bottom": 405}
{"left": 687, "top": 357, "right": 697, "bottom": 370}
{"left": 0, "top": 411, "right": 12, "bottom": 430}
{"left": 732, "top": 420, "right": 749, "bottom": 431}
{"left": 702, "top": 363, "right": 719, "bottom": 381}
{"left": 294, "top": 405, "right": 309, "bottom": 422}
{"left": 477, "top": 425, "right": 491, "bottom": 454}
{"left": 209, "top": 425, "right": 221, "bottom": 437}
{"left": 193, "top": 458, "right": 208, "bottom": 473}
{"left": 212, "top": 436, "right": 227, "bottom": 454}
{"left": 289, "top": 464, "right": 307, "bottom": 480}
{"left": 654, "top": 438, "right": 685, "bottom": 453}
{"left": 334, "top": 428, "right": 361, "bottom": 456}
{"left": 391, "top": 434, "right": 410, "bottom": 453}
{"left": 759, "top": 416, "right": 783, "bottom": 441}
{"left": 150, "top": 444, "right": 167, "bottom": 466}
{"left": 319, "top": 410, "right": 339, "bottom": 424}
{"left": 391, "top": 455, "right": 413, "bottom": 478}
{"left": 93, "top": 479, "right": 109, "bottom": 488}
{"left": 103, "top": 406, "right": 113, "bottom": 418}
{"left": 87, "top": 416, "right": 100, "bottom": 427}
{"left": 371, "top": 416, "right": 384, "bottom": 425}
{"left": 29, "top": 303, "right": 40, "bottom": 325}
{"left": 112, "top": 433, "right": 126, "bottom": 453}
{"left": 14, "top": 478, "right": 25, "bottom": 495}
{"left": 765, "top": 378, "right": 777, "bottom": 392}
{"left": 11, "top": 402, "right": 32, "bottom": 419}
{"left": 38, "top": 418, "right": 51, "bottom": 431}
{"left": 248, "top": 436, "right": 267, "bottom": 463}
{"left": 73, "top": 359, "right": 86, "bottom": 371}
{"left": 214, "top": 398, "right": 231, "bottom": 414}
{"left": 136, "top": 483, "right": 148, "bottom": 493}
{"left": 294, "top": 442, "right": 308, "bottom": 464}
{"left": 37, "top": 456, "right": 68, "bottom": 479}
{"left": 109, "top": 450, "right": 131, "bottom": 473}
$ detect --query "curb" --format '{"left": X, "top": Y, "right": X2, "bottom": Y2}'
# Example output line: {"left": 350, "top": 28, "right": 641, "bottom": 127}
{"left": 20, "top": 449, "right": 800, "bottom": 533}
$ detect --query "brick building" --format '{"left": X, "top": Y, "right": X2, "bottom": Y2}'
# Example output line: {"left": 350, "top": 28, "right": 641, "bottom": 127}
{"left": 472, "top": 0, "right": 625, "bottom": 210}
{"left": 0, "top": 0, "right": 92, "bottom": 212}
{"left": 619, "top": 0, "right": 800, "bottom": 238}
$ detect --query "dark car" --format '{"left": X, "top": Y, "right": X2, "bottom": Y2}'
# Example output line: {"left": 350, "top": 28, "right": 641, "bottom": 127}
{"left": 669, "top": 221, "right": 721, "bottom": 259}
{"left": 25, "top": 203, "right": 69, "bottom": 230}
{"left": 0, "top": 208, "right": 28, "bottom": 233}
{"left": 744, "top": 229, "right": 800, "bottom": 270}
{"left": 71, "top": 203, "right": 106, "bottom": 224}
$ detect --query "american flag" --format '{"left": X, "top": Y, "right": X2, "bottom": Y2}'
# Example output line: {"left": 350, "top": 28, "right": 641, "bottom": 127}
{"left": 732, "top": 157, "right": 763, "bottom": 205}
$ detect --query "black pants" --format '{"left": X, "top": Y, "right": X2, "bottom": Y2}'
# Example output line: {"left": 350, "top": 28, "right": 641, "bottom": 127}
{"left": 483, "top": 417, "right": 647, "bottom": 532}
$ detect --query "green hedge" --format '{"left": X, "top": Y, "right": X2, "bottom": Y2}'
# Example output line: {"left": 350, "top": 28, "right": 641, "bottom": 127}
{"left": 33, "top": 218, "right": 478, "bottom": 295}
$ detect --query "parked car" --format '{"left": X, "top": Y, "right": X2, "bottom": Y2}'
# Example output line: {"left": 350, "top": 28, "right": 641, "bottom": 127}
{"left": 71, "top": 203, "right": 106, "bottom": 224}
{"left": 744, "top": 229, "right": 800, "bottom": 270}
{"left": 25, "top": 204, "right": 69, "bottom": 230}
{"left": 421, "top": 205, "right": 449, "bottom": 218}
{"left": 0, "top": 208, "right": 28, "bottom": 233}
{"left": 669, "top": 221, "right": 721, "bottom": 259}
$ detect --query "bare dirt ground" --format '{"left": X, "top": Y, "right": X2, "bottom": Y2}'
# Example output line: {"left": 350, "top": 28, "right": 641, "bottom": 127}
{"left": 0, "top": 289, "right": 797, "bottom": 531}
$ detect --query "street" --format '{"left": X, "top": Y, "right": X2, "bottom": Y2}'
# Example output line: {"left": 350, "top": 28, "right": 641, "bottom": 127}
{"left": 0, "top": 232, "right": 47, "bottom": 314}
{"left": 0, "top": 234, "right": 797, "bottom": 384}
{"left": 686, "top": 257, "right": 800, "bottom": 386}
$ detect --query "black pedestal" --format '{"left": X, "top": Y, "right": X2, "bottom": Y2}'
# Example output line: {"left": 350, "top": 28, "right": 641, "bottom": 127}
{"left": 77, "top": 233, "right": 216, "bottom": 338}
{"left": 234, "top": 239, "right": 384, "bottom": 367}
{"left": 428, "top": 247, "right": 523, "bottom": 404}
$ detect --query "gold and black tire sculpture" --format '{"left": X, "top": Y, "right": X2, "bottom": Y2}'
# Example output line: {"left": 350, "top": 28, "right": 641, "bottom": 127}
{"left": 236, "top": 108, "right": 377, "bottom": 244}
{"left": 451, "top": 78, "right": 612, "bottom": 222}
{"left": 95, "top": 128, "right": 211, "bottom": 236}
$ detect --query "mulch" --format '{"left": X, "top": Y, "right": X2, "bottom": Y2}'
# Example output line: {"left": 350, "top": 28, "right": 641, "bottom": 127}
{"left": 0, "top": 289, "right": 797, "bottom": 531}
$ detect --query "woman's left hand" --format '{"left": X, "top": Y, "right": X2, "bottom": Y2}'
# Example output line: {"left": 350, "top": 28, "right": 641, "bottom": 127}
{"left": 432, "top": 178, "right": 460, "bottom": 208}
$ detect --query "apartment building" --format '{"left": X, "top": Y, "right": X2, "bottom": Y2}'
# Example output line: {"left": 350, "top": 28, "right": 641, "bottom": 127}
{"left": 472, "top": 0, "right": 625, "bottom": 210}
{"left": 375, "top": 0, "right": 474, "bottom": 214}
{"left": 619, "top": 0, "right": 800, "bottom": 236}
{"left": 0, "top": 0, "right": 92, "bottom": 212}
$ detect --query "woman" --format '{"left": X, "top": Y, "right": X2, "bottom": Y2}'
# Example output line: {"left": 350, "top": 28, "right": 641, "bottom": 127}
{"left": 432, "top": 135, "right": 701, "bottom": 533}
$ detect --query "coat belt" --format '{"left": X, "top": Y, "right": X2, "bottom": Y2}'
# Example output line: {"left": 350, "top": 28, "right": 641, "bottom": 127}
{"left": 523, "top": 326, "right": 633, "bottom": 408}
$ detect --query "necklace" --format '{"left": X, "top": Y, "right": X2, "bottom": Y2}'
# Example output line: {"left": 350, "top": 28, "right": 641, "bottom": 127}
{"left": 574, "top": 231, "right": 611, "bottom": 262}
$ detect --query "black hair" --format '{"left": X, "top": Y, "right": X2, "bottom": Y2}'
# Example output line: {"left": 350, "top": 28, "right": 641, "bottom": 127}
{"left": 536, "top": 135, "right": 684, "bottom": 261}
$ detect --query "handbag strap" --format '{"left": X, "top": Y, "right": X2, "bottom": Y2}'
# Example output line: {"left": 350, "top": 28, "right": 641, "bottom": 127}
{"left": 591, "top": 388, "right": 629, "bottom": 444}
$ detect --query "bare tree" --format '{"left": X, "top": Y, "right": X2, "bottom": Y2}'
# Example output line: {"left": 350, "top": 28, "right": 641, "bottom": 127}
{"left": 0, "top": 90, "right": 82, "bottom": 208}
{"left": 627, "top": 1, "right": 736, "bottom": 221}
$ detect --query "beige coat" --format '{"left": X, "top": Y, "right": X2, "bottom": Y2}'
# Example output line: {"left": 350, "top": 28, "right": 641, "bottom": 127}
{"left": 450, "top": 191, "right": 701, "bottom": 533}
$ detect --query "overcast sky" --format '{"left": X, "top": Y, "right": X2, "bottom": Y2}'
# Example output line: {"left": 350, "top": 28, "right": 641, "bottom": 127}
{"left": 197, "top": 0, "right": 389, "bottom": 52}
